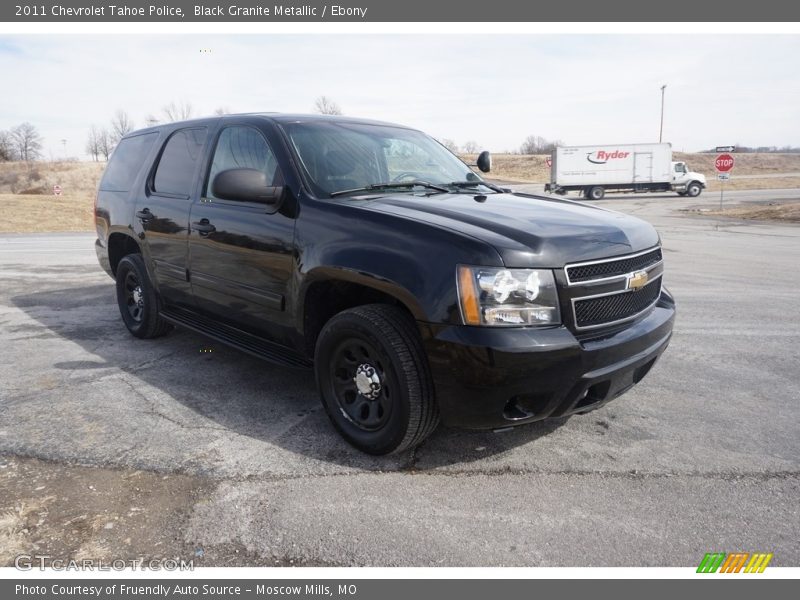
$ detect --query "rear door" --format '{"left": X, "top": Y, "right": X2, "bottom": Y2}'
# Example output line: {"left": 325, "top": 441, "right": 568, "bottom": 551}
{"left": 187, "top": 121, "right": 296, "bottom": 343}
{"left": 135, "top": 126, "right": 210, "bottom": 307}
{"left": 633, "top": 152, "right": 653, "bottom": 183}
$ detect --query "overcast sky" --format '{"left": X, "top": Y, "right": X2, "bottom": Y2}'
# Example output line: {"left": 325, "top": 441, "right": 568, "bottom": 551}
{"left": 1, "top": 34, "right": 798, "bottom": 158}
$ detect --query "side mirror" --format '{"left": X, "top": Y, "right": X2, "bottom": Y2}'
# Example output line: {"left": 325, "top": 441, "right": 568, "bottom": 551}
{"left": 212, "top": 169, "right": 282, "bottom": 204}
{"left": 476, "top": 150, "right": 491, "bottom": 173}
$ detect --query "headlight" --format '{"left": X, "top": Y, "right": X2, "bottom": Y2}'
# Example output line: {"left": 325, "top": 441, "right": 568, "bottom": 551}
{"left": 457, "top": 266, "right": 561, "bottom": 327}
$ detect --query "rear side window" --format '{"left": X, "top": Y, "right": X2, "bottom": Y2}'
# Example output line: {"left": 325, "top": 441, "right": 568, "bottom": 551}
{"left": 99, "top": 133, "right": 158, "bottom": 192}
{"left": 153, "top": 127, "right": 207, "bottom": 196}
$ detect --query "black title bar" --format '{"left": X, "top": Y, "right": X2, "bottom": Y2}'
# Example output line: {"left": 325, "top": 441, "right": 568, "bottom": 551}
{"left": 4, "top": 1, "right": 800, "bottom": 22}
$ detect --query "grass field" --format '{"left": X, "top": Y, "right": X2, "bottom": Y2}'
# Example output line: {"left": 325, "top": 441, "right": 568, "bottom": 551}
{"left": 1, "top": 155, "right": 799, "bottom": 232}
{"left": 704, "top": 201, "right": 800, "bottom": 223}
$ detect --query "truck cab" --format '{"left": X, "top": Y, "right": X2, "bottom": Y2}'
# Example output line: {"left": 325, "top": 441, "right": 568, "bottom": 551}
{"left": 671, "top": 161, "right": 707, "bottom": 196}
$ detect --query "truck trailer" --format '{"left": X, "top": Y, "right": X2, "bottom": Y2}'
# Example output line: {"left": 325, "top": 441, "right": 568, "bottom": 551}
{"left": 544, "top": 143, "right": 706, "bottom": 200}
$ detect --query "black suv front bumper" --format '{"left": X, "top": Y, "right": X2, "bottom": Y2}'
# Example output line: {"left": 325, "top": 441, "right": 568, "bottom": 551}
{"left": 419, "top": 289, "right": 675, "bottom": 429}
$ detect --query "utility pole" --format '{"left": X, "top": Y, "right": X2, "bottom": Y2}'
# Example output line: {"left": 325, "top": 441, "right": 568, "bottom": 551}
{"left": 659, "top": 84, "right": 667, "bottom": 143}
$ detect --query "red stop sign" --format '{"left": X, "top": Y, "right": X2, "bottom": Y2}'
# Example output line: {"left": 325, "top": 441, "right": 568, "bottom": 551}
{"left": 715, "top": 154, "right": 734, "bottom": 172}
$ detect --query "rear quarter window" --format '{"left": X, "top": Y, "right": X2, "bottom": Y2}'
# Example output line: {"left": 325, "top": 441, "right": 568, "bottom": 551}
{"left": 99, "top": 132, "right": 158, "bottom": 192}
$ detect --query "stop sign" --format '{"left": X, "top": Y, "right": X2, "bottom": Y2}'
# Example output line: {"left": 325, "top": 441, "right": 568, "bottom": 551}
{"left": 715, "top": 154, "right": 734, "bottom": 172}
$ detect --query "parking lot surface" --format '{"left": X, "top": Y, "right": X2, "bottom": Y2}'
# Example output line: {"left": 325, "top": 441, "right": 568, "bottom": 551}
{"left": 1, "top": 189, "right": 799, "bottom": 566}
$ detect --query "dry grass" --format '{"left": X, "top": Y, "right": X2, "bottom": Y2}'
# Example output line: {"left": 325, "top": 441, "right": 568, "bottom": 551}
{"left": 0, "top": 193, "right": 95, "bottom": 233}
{"left": 0, "top": 161, "right": 104, "bottom": 233}
{"left": 704, "top": 201, "right": 800, "bottom": 223}
{"left": 0, "top": 161, "right": 104, "bottom": 196}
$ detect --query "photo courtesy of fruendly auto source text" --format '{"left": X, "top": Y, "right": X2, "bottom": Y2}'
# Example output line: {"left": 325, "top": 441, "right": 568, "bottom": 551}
{"left": 0, "top": 0, "right": 798, "bottom": 596}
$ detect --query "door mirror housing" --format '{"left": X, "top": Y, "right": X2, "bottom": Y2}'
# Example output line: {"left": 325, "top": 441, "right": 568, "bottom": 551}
{"left": 476, "top": 150, "right": 491, "bottom": 173}
{"left": 212, "top": 169, "right": 282, "bottom": 204}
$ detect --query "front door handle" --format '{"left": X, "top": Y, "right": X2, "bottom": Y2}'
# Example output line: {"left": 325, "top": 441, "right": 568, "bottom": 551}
{"left": 135, "top": 208, "right": 153, "bottom": 222}
{"left": 192, "top": 219, "right": 216, "bottom": 235}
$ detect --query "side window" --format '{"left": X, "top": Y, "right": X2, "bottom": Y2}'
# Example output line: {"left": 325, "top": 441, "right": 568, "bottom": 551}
{"left": 153, "top": 127, "right": 208, "bottom": 196}
{"left": 99, "top": 132, "right": 158, "bottom": 192}
{"left": 205, "top": 126, "right": 281, "bottom": 200}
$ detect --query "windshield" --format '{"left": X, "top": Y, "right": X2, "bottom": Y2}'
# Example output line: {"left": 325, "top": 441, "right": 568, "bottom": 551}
{"left": 280, "top": 120, "right": 487, "bottom": 197}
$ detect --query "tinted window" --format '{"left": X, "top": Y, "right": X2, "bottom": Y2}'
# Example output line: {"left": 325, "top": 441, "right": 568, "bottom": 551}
{"left": 153, "top": 128, "right": 207, "bottom": 196}
{"left": 205, "top": 126, "right": 280, "bottom": 199}
{"left": 99, "top": 132, "right": 158, "bottom": 192}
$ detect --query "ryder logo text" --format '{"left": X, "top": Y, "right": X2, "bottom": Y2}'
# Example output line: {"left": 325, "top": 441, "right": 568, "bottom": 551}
{"left": 586, "top": 150, "right": 631, "bottom": 164}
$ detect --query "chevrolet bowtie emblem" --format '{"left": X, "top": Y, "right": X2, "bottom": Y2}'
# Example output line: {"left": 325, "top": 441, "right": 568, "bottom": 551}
{"left": 627, "top": 270, "right": 649, "bottom": 291}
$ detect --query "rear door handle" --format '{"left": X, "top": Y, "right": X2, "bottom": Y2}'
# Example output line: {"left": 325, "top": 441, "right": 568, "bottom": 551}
{"left": 135, "top": 208, "right": 153, "bottom": 221}
{"left": 192, "top": 219, "right": 216, "bottom": 235}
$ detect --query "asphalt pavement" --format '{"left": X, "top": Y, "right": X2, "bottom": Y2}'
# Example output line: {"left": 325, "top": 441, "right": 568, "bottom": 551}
{"left": 1, "top": 188, "right": 798, "bottom": 566}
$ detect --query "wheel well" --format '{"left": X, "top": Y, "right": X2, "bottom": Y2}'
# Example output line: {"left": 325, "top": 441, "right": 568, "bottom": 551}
{"left": 107, "top": 233, "right": 141, "bottom": 277}
{"left": 303, "top": 280, "right": 413, "bottom": 357}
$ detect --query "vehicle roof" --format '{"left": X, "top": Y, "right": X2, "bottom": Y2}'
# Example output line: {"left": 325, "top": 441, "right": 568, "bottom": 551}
{"left": 125, "top": 113, "right": 414, "bottom": 138}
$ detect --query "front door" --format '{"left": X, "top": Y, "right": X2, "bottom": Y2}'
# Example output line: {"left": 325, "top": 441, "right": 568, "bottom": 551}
{"left": 135, "top": 126, "right": 209, "bottom": 307}
{"left": 187, "top": 122, "right": 296, "bottom": 344}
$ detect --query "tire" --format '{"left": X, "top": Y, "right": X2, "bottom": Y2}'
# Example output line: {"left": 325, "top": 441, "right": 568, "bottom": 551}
{"left": 314, "top": 304, "right": 439, "bottom": 455}
{"left": 686, "top": 182, "right": 702, "bottom": 197}
{"left": 677, "top": 191, "right": 688, "bottom": 197}
{"left": 587, "top": 186, "right": 605, "bottom": 200}
{"left": 115, "top": 253, "right": 172, "bottom": 339}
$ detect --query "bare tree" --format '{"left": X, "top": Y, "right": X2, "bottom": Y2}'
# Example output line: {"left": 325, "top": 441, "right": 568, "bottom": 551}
{"left": 462, "top": 140, "right": 479, "bottom": 154}
{"left": 85, "top": 125, "right": 102, "bottom": 162}
{"left": 162, "top": 100, "right": 194, "bottom": 122}
{"left": 439, "top": 138, "right": 459, "bottom": 153}
{"left": 314, "top": 96, "right": 342, "bottom": 115}
{"left": 520, "top": 134, "right": 562, "bottom": 155}
{"left": 0, "top": 130, "right": 14, "bottom": 161}
{"left": 10, "top": 122, "right": 43, "bottom": 162}
{"left": 97, "top": 128, "right": 113, "bottom": 161}
{"left": 110, "top": 110, "right": 134, "bottom": 143}
{"left": 214, "top": 106, "right": 232, "bottom": 115}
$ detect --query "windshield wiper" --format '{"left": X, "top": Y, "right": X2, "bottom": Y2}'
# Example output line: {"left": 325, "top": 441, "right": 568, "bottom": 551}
{"left": 330, "top": 181, "right": 449, "bottom": 198}
{"left": 447, "top": 180, "right": 506, "bottom": 193}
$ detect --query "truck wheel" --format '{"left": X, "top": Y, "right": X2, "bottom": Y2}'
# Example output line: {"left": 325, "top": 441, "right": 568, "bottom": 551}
{"left": 686, "top": 182, "right": 702, "bottom": 197}
{"left": 587, "top": 186, "right": 605, "bottom": 200}
{"left": 314, "top": 304, "right": 439, "bottom": 455}
{"left": 677, "top": 191, "right": 688, "bottom": 196}
{"left": 115, "top": 254, "right": 171, "bottom": 339}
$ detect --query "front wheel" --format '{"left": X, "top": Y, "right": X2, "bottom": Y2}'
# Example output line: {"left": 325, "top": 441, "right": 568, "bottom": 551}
{"left": 115, "top": 254, "right": 171, "bottom": 339}
{"left": 314, "top": 304, "right": 439, "bottom": 455}
{"left": 686, "top": 182, "right": 703, "bottom": 197}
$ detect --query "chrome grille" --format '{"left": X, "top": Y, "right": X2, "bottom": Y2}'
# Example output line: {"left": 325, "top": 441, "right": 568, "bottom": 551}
{"left": 574, "top": 279, "right": 662, "bottom": 328}
{"left": 564, "top": 246, "right": 664, "bottom": 330}
{"left": 566, "top": 248, "right": 662, "bottom": 284}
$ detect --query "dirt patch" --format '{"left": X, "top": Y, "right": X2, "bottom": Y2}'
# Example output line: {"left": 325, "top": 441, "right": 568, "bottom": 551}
{"left": 701, "top": 200, "right": 800, "bottom": 223}
{"left": 0, "top": 455, "right": 335, "bottom": 568}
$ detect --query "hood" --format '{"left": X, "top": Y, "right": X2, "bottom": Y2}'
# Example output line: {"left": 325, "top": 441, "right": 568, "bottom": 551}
{"left": 357, "top": 192, "right": 660, "bottom": 268}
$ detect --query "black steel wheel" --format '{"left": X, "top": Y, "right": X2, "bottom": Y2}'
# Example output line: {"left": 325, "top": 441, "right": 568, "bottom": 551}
{"left": 330, "top": 338, "right": 393, "bottom": 432}
{"left": 115, "top": 253, "right": 172, "bottom": 339}
{"left": 315, "top": 304, "right": 439, "bottom": 455}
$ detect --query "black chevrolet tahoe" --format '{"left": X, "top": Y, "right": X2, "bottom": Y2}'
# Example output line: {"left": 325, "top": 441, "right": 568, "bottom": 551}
{"left": 94, "top": 113, "right": 675, "bottom": 454}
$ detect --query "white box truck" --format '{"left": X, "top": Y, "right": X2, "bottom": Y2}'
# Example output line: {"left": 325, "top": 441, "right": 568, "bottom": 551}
{"left": 544, "top": 143, "right": 706, "bottom": 200}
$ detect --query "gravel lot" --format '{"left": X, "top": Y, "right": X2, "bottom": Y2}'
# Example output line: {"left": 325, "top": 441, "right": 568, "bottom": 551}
{"left": 1, "top": 189, "right": 799, "bottom": 566}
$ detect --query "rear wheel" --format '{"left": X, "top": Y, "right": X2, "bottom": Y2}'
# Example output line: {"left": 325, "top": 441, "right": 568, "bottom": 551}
{"left": 314, "top": 304, "right": 439, "bottom": 455}
{"left": 587, "top": 186, "right": 605, "bottom": 200}
{"left": 686, "top": 182, "right": 702, "bottom": 197}
{"left": 115, "top": 253, "right": 171, "bottom": 339}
